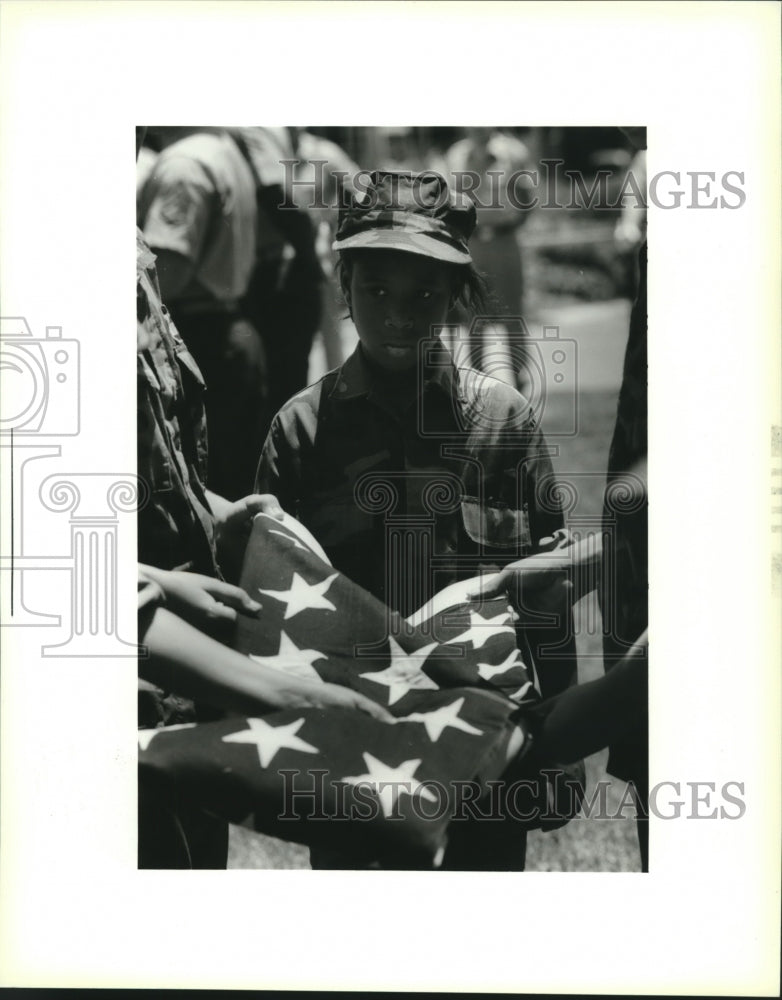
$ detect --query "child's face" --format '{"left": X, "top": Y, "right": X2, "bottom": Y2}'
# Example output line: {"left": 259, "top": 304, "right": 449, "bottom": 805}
{"left": 348, "top": 250, "right": 453, "bottom": 373}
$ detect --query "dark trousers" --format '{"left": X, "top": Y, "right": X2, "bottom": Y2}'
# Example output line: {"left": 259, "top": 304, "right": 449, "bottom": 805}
{"left": 171, "top": 308, "right": 267, "bottom": 502}
{"left": 138, "top": 769, "right": 229, "bottom": 869}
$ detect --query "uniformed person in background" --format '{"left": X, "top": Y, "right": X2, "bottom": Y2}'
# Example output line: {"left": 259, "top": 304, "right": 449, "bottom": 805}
{"left": 286, "top": 127, "right": 361, "bottom": 373}
{"left": 437, "top": 127, "right": 536, "bottom": 392}
{"left": 138, "top": 126, "right": 264, "bottom": 501}
{"left": 231, "top": 126, "right": 324, "bottom": 438}
{"left": 440, "top": 127, "right": 534, "bottom": 317}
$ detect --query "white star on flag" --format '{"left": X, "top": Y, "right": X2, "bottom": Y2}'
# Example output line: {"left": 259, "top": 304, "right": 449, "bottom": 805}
{"left": 476, "top": 648, "right": 524, "bottom": 682}
{"left": 341, "top": 752, "right": 438, "bottom": 818}
{"left": 222, "top": 717, "right": 319, "bottom": 767}
{"left": 507, "top": 681, "right": 534, "bottom": 703}
{"left": 359, "top": 637, "right": 438, "bottom": 705}
{"left": 138, "top": 722, "right": 197, "bottom": 751}
{"left": 445, "top": 609, "right": 516, "bottom": 650}
{"left": 249, "top": 631, "right": 326, "bottom": 683}
{"left": 400, "top": 697, "right": 484, "bottom": 742}
{"left": 258, "top": 571, "right": 339, "bottom": 620}
{"left": 268, "top": 528, "right": 310, "bottom": 552}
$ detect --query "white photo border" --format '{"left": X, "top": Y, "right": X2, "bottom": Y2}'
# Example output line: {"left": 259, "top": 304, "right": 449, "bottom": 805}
{"left": 0, "top": 0, "right": 779, "bottom": 993}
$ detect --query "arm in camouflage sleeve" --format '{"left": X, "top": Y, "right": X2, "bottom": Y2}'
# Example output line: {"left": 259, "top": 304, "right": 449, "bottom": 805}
{"left": 254, "top": 417, "right": 301, "bottom": 520}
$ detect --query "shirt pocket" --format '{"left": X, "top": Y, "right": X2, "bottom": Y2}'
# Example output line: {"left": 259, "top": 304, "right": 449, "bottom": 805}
{"left": 460, "top": 496, "right": 532, "bottom": 550}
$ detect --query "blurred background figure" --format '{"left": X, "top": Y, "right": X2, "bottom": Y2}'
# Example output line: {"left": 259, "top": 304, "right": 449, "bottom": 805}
{"left": 377, "top": 125, "right": 427, "bottom": 173}
{"left": 613, "top": 143, "right": 647, "bottom": 299}
{"left": 232, "top": 127, "right": 324, "bottom": 435}
{"left": 135, "top": 126, "right": 159, "bottom": 207}
{"left": 287, "top": 128, "right": 360, "bottom": 373}
{"left": 441, "top": 126, "right": 534, "bottom": 314}
{"left": 137, "top": 126, "right": 263, "bottom": 501}
{"left": 437, "top": 126, "right": 536, "bottom": 392}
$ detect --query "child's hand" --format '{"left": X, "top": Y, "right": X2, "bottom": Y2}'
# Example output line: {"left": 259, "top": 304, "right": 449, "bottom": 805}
{"left": 208, "top": 491, "right": 286, "bottom": 581}
{"left": 316, "top": 683, "right": 395, "bottom": 723}
{"left": 139, "top": 565, "right": 262, "bottom": 635}
{"left": 274, "top": 676, "right": 394, "bottom": 723}
{"left": 210, "top": 491, "right": 285, "bottom": 531}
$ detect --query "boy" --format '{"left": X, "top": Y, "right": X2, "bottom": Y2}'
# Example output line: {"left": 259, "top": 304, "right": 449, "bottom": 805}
{"left": 255, "top": 171, "right": 582, "bottom": 869}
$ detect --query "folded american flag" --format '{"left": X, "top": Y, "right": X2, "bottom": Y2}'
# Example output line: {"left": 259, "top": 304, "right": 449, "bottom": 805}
{"left": 138, "top": 513, "right": 544, "bottom": 868}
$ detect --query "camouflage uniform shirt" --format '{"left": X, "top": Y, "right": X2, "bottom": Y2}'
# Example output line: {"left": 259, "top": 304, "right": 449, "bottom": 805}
{"left": 136, "top": 228, "right": 220, "bottom": 578}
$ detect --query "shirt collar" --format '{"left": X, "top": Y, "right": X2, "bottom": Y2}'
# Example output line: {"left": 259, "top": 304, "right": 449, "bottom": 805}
{"left": 328, "top": 344, "right": 461, "bottom": 404}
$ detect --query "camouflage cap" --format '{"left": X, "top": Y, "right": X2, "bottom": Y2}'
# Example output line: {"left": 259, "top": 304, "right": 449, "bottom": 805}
{"left": 333, "top": 171, "right": 476, "bottom": 264}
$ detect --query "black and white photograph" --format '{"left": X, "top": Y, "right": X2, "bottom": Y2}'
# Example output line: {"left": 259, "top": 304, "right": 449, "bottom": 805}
{"left": 0, "top": 1, "right": 779, "bottom": 994}
{"left": 135, "top": 124, "right": 650, "bottom": 874}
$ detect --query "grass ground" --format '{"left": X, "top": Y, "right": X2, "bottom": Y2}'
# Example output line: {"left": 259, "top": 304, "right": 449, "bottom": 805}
{"left": 228, "top": 384, "right": 642, "bottom": 872}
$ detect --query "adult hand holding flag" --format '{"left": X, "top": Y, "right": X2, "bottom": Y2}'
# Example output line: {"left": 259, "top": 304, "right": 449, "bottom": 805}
{"left": 468, "top": 530, "right": 603, "bottom": 612}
